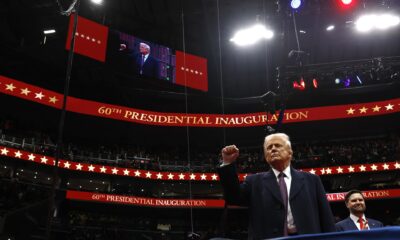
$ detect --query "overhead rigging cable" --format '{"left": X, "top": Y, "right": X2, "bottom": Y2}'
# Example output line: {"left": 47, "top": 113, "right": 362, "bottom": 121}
{"left": 180, "top": 1, "right": 196, "bottom": 238}
{"left": 55, "top": 0, "right": 78, "bottom": 16}
{"left": 216, "top": 0, "right": 227, "bottom": 146}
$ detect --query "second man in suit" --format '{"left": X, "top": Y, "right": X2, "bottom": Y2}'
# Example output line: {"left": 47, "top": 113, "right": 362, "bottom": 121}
{"left": 335, "top": 189, "right": 383, "bottom": 231}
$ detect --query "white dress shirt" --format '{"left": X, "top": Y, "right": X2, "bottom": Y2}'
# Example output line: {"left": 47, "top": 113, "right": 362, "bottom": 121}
{"left": 350, "top": 214, "right": 369, "bottom": 230}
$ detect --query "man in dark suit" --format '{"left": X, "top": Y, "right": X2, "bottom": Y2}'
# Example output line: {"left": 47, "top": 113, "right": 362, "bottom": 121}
{"left": 335, "top": 190, "right": 383, "bottom": 231}
{"left": 134, "top": 42, "right": 160, "bottom": 79}
{"left": 217, "top": 133, "right": 336, "bottom": 240}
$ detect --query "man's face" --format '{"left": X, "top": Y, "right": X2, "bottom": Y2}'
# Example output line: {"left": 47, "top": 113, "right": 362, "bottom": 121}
{"left": 346, "top": 193, "right": 366, "bottom": 215}
{"left": 140, "top": 44, "right": 149, "bottom": 55}
{"left": 264, "top": 136, "right": 292, "bottom": 170}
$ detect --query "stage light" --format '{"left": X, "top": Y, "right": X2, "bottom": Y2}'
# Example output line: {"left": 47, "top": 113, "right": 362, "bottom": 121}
{"left": 43, "top": 29, "right": 56, "bottom": 35}
{"left": 91, "top": 0, "right": 103, "bottom": 4}
{"left": 344, "top": 77, "right": 351, "bottom": 87}
{"left": 326, "top": 25, "right": 335, "bottom": 31}
{"left": 335, "top": 78, "right": 341, "bottom": 84}
{"left": 230, "top": 24, "right": 274, "bottom": 46}
{"left": 341, "top": 0, "right": 352, "bottom": 5}
{"left": 355, "top": 14, "right": 400, "bottom": 32}
{"left": 312, "top": 78, "right": 318, "bottom": 88}
{"left": 291, "top": 0, "right": 302, "bottom": 10}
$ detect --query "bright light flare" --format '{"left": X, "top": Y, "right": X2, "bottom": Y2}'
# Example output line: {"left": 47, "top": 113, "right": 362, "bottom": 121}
{"left": 355, "top": 14, "right": 400, "bottom": 32}
{"left": 326, "top": 25, "right": 335, "bottom": 31}
{"left": 230, "top": 24, "right": 274, "bottom": 46}
{"left": 291, "top": 0, "right": 302, "bottom": 9}
{"left": 43, "top": 29, "right": 56, "bottom": 34}
{"left": 341, "top": 0, "right": 352, "bottom": 5}
{"left": 91, "top": 0, "right": 103, "bottom": 5}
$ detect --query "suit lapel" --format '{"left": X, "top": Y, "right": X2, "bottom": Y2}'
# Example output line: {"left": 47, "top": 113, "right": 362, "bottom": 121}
{"left": 262, "top": 170, "right": 283, "bottom": 204}
{"left": 289, "top": 167, "right": 304, "bottom": 200}
{"left": 346, "top": 217, "right": 358, "bottom": 230}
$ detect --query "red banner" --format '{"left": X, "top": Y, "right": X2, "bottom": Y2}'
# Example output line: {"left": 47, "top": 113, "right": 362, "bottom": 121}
{"left": 175, "top": 51, "right": 208, "bottom": 91}
{"left": 66, "top": 14, "right": 109, "bottom": 62}
{"left": 1, "top": 145, "right": 399, "bottom": 182}
{"left": 1, "top": 76, "right": 399, "bottom": 127}
{"left": 66, "top": 189, "right": 400, "bottom": 208}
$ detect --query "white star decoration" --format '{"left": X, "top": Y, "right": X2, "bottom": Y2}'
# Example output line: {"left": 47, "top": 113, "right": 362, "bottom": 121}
{"left": 180, "top": 67, "right": 203, "bottom": 76}
{"left": 382, "top": 163, "right": 389, "bottom": 170}
{"left": 5, "top": 83, "right": 16, "bottom": 91}
{"left": 370, "top": 164, "right": 378, "bottom": 171}
{"left": 49, "top": 96, "right": 58, "bottom": 104}
{"left": 309, "top": 169, "right": 316, "bottom": 174}
{"left": 112, "top": 168, "right": 119, "bottom": 174}
{"left": 41, "top": 156, "right": 48, "bottom": 164}
{"left": 201, "top": 174, "right": 207, "bottom": 180}
{"left": 348, "top": 166, "right": 355, "bottom": 172}
{"left": 64, "top": 161, "right": 71, "bottom": 168}
{"left": 325, "top": 168, "right": 332, "bottom": 174}
{"left": 123, "top": 169, "right": 130, "bottom": 176}
{"left": 14, "top": 151, "right": 22, "bottom": 158}
{"left": 336, "top": 167, "right": 343, "bottom": 173}
{"left": 211, "top": 174, "right": 218, "bottom": 180}
{"left": 88, "top": 165, "right": 95, "bottom": 171}
{"left": 385, "top": 103, "right": 394, "bottom": 110}
{"left": 168, "top": 173, "right": 174, "bottom": 179}
{"left": 76, "top": 163, "right": 83, "bottom": 170}
{"left": 0, "top": 148, "right": 8, "bottom": 155}
{"left": 28, "top": 154, "right": 36, "bottom": 161}
{"left": 134, "top": 170, "right": 141, "bottom": 176}
{"left": 179, "top": 173, "right": 185, "bottom": 180}
{"left": 190, "top": 174, "right": 196, "bottom": 180}
{"left": 395, "top": 162, "right": 400, "bottom": 169}
{"left": 359, "top": 165, "right": 366, "bottom": 171}
{"left": 100, "top": 166, "right": 107, "bottom": 173}
{"left": 20, "top": 88, "right": 31, "bottom": 95}
{"left": 146, "top": 172, "right": 152, "bottom": 178}
{"left": 157, "top": 173, "right": 163, "bottom": 179}
{"left": 35, "top": 92, "right": 45, "bottom": 99}
{"left": 346, "top": 108, "right": 355, "bottom": 114}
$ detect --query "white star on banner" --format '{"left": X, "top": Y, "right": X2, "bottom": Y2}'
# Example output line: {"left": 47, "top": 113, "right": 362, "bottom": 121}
{"left": 0, "top": 148, "right": 9, "bottom": 155}
{"left": 111, "top": 168, "right": 119, "bottom": 174}
{"left": 394, "top": 162, "right": 400, "bottom": 169}
{"left": 336, "top": 167, "right": 343, "bottom": 173}
{"left": 157, "top": 173, "right": 163, "bottom": 179}
{"left": 146, "top": 172, "right": 152, "bottom": 178}
{"left": 201, "top": 174, "right": 207, "bottom": 180}
{"left": 346, "top": 108, "right": 355, "bottom": 114}
{"left": 5, "top": 83, "right": 16, "bottom": 91}
{"left": 20, "top": 88, "right": 31, "bottom": 95}
{"left": 100, "top": 166, "right": 107, "bottom": 173}
{"left": 370, "top": 164, "right": 378, "bottom": 171}
{"left": 28, "top": 154, "right": 35, "bottom": 161}
{"left": 190, "top": 174, "right": 196, "bottom": 180}
{"left": 34, "top": 92, "right": 45, "bottom": 99}
{"left": 372, "top": 105, "right": 381, "bottom": 112}
{"left": 64, "top": 161, "right": 71, "bottom": 168}
{"left": 41, "top": 156, "right": 48, "bottom": 164}
{"left": 76, "top": 163, "right": 83, "bottom": 170}
{"left": 325, "top": 168, "right": 332, "bottom": 174}
{"left": 359, "top": 107, "right": 368, "bottom": 113}
{"left": 348, "top": 166, "right": 355, "bottom": 172}
{"left": 309, "top": 169, "right": 316, "bottom": 174}
{"left": 168, "top": 173, "right": 174, "bottom": 179}
{"left": 123, "top": 169, "right": 130, "bottom": 176}
{"left": 385, "top": 103, "right": 394, "bottom": 110}
{"left": 179, "top": 173, "right": 185, "bottom": 180}
{"left": 49, "top": 96, "right": 58, "bottom": 104}
{"left": 211, "top": 174, "right": 218, "bottom": 180}
{"left": 320, "top": 168, "right": 326, "bottom": 174}
{"left": 88, "top": 165, "right": 95, "bottom": 171}
{"left": 14, "top": 151, "right": 22, "bottom": 158}
{"left": 382, "top": 163, "right": 389, "bottom": 170}
{"left": 134, "top": 170, "right": 141, "bottom": 176}
{"left": 359, "top": 165, "right": 366, "bottom": 171}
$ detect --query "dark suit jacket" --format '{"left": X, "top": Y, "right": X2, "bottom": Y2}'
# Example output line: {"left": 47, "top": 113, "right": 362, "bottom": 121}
{"left": 335, "top": 217, "right": 384, "bottom": 231}
{"left": 135, "top": 54, "right": 160, "bottom": 79}
{"left": 217, "top": 164, "right": 336, "bottom": 240}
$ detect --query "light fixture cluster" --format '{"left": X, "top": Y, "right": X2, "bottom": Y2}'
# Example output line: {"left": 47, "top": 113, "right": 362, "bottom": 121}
{"left": 230, "top": 24, "right": 274, "bottom": 46}
{"left": 355, "top": 14, "right": 400, "bottom": 32}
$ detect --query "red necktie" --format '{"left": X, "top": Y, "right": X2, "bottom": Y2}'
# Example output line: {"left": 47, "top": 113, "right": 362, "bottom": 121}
{"left": 358, "top": 217, "right": 366, "bottom": 230}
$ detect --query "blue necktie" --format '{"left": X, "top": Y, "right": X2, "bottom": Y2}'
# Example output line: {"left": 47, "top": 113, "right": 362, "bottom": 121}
{"left": 140, "top": 55, "right": 145, "bottom": 74}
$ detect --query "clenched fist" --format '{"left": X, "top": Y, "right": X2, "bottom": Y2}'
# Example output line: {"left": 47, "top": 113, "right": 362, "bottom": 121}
{"left": 221, "top": 145, "right": 240, "bottom": 164}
